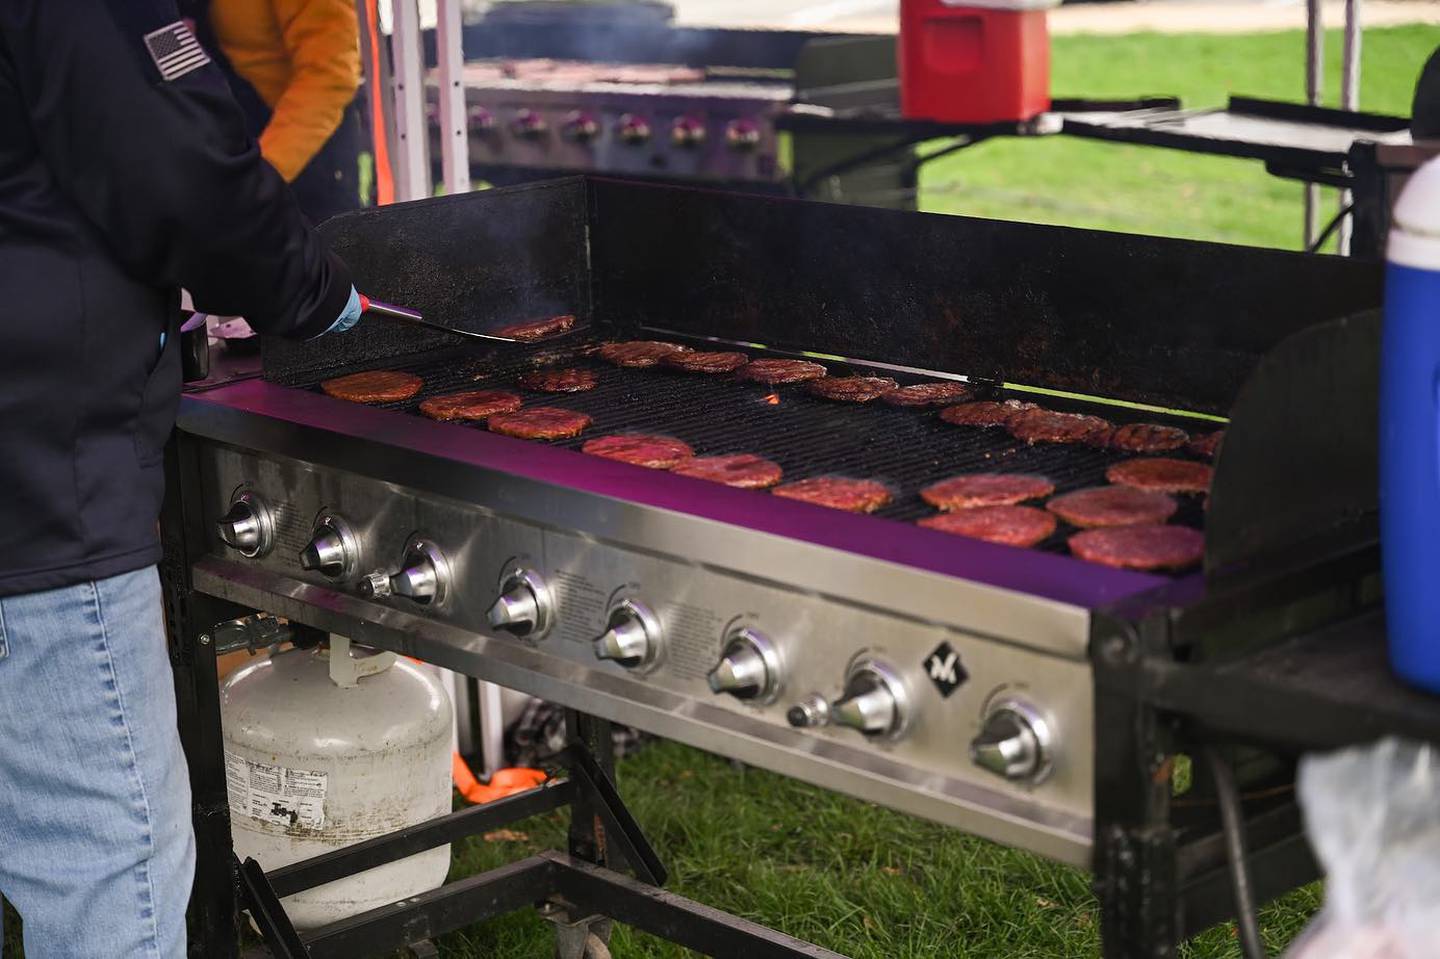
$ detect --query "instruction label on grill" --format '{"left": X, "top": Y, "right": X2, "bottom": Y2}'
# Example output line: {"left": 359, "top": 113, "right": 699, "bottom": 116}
{"left": 551, "top": 569, "right": 607, "bottom": 645}
{"left": 666, "top": 603, "right": 726, "bottom": 681}
{"left": 225, "top": 751, "right": 328, "bottom": 830}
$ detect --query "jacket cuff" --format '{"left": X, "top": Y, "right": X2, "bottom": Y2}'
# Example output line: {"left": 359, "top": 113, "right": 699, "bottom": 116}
{"left": 288, "top": 251, "right": 355, "bottom": 340}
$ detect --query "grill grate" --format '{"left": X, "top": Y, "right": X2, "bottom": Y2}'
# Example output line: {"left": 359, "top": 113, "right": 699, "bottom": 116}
{"left": 296, "top": 344, "right": 1211, "bottom": 562}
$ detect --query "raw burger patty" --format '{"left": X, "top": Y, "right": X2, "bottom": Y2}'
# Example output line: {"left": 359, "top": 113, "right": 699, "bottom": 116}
{"left": 661, "top": 350, "right": 750, "bottom": 374}
{"left": 918, "top": 506, "right": 1057, "bottom": 548}
{"left": 1189, "top": 430, "right": 1225, "bottom": 459}
{"left": 1110, "top": 423, "right": 1189, "bottom": 453}
{"left": 671, "top": 454, "right": 784, "bottom": 489}
{"left": 598, "top": 341, "right": 691, "bottom": 368}
{"left": 772, "top": 477, "right": 891, "bottom": 513}
{"left": 1047, "top": 486, "right": 1177, "bottom": 528}
{"left": 1069, "top": 525, "right": 1204, "bottom": 571}
{"left": 518, "top": 367, "right": 598, "bottom": 392}
{"left": 921, "top": 473, "right": 1055, "bottom": 510}
{"left": 882, "top": 382, "right": 974, "bottom": 407}
{"left": 939, "top": 399, "right": 1038, "bottom": 428}
{"left": 1009, "top": 408, "right": 1114, "bottom": 446}
{"left": 417, "top": 389, "right": 522, "bottom": 422}
{"left": 582, "top": 434, "right": 694, "bottom": 469}
{"left": 807, "top": 376, "right": 899, "bottom": 403}
{"left": 493, "top": 314, "right": 575, "bottom": 342}
{"left": 488, "top": 407, "right": 592, "bottom": 440}
{"left": 321, "top": 370, "right": 423, "bottom": 404}
{"left": 737, "top": 359, "right": 828, "bottom": 384}
{"left": 1106, "top": 458, "right": 1213, "bottom": 494}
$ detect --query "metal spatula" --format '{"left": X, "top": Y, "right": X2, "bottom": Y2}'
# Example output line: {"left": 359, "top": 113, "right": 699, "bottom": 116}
{"left": 359, "top": 295, "right": 575, "bottom": 345}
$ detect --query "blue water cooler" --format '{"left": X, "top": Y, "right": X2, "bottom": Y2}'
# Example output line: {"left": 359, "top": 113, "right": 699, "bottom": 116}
{"left": 1382, "top": 156, "right": 1440, "bottom": 693}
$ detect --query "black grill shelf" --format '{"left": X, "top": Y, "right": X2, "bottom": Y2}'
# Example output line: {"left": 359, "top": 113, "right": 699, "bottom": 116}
{"left": 298, "top": 344, "right": 1213, "bottom": 565}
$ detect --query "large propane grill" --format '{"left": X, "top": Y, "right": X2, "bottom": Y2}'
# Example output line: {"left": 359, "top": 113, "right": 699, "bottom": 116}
{"left": 295, "top": 341, "right": 1211, "bottom": 552}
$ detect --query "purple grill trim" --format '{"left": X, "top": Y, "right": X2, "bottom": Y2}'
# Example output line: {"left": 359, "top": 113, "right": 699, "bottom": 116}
{"left": 182, "top": 379, "right": 1175, "bottom": 609}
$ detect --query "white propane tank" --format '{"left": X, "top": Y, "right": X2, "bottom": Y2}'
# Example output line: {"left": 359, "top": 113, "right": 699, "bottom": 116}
{"left": 221, "top": 637, "right": 453, "bottom": 929}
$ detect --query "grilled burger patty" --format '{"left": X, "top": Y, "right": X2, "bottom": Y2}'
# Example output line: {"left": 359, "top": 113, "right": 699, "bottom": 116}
{"left": 493, "top": 314, "right": 575, "bottom": 342}
{"left": 1188, "top": 430, "right": 1225, "bottom": 459}
{"left": 417, "top": 389, "right": 522, "bottom": 422}
{"left": 581, "top": 434, "right": 695, "bottom": 469}
{"left": 920, "top": 473, "right": 1055, "bottom": 511}
{"left": 1106, "top": 458, "right": 1213, "bottom": 494}
{"left": 772, "top": 477, "right": 892, "bottom": 513}
{"left": 670, "top": 454, "right": 784, "bottom": 489}
{"left": 736, "top": 359, "right": 828, "bottom": 384}
{"left": 488, "top": 407, "right": 592, "bottom": 440}
{"left": 1069, "top": 525, "right": 1204, "bottom": 570}
{"left": 918, "top": 505, "right": 1056, "bottom": 548}
{"left": 1009, "top": 408, "right": 1114, "bottom": 446}
{"left": 598, "top": 341, "right": 692, "bottom": 368}
{"left": 321, "top": 370, "right": 424, "bottom": 404}
{"left": 518, "top": 368, "right": 599, "bottom": 392}
{"left": 661, "top": 350, "right": 750, "bottom": 374}
{"left": 1046, "top": 486, "right": 1177, "bottom": 528}
{"left": 881, "top": 382, "right": 974, "bottom": 407}
{"left": 1109, "top": 423, "right": 1189, "bottom": 453}
{"left": 939, "top": 399, "right": 1038, "bottom": 428}
{"left": 806, "top": 376, "right": 899, "bottom": 403}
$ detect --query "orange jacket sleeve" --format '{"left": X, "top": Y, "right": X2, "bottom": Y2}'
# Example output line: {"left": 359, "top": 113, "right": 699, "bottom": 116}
{"left": 259, "top": 0, "right": 361, "bottom": 182}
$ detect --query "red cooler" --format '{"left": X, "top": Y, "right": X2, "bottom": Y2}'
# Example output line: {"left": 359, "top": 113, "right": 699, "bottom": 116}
{"left": 899, "top": 0, "right": 1054, "bottom": 124}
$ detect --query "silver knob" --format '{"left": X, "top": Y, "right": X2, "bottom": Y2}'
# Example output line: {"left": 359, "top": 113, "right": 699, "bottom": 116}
{"left": 831, "top": 660, "right": 911, "bottom": 740}
{"left": 592, "top": 600, "right": 662, "bottom": 669}
{"left": 970, "top": 699, "right": 1053, "bottom": 784}
{"left": 387, "top": 537, "right": 451, "bottom": 606}
{"left": 217, "top": 492, "right": 273, "bottom": 558}
{"left": 298, "top": 514, "right": 359, "bottom": 579}
{"left": 486, "top": 566, "right": 553, "bottom": 640}
{"left": 786, "top": 693, "right": 830, "bottom": 728}
{"left": 359, "top": 571, "right": 393, "bottom": 598}
{"left": 706, "top": 628, "right": 781, "bottom": 702}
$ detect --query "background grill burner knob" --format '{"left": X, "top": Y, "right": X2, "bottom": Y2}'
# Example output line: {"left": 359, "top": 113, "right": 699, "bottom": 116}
{"left": 670, "top": 115, "right": 706, "bottom": 148}
{"left": 706, "top": 628, "right": 781, "bottom": 702}
{"left": 486, "top": 566, "right": 554, "bottom": 640}
{"left": 617, "top": 113, "right": 650, "bottom": 144}
{"left": 216, "top": 491, "right": 274, "bottom": 558}
{"left": 592, "top": 599, "right": 662, "bottom": 669}
{"left": 724, "top": 118, "right": 761, "bottom": 150}
{"left": 298, "top": 513, "right": 359, "bottom": 580}
{"left": 830, "top": 660, "right": 911, "bottom": 740}
{"left": 563, "top": 111, "right": 600, "bottom": 142}
{"left": 361, "top": 537, "right": 450, "bottom": 607}
{"left": 970, "top": 699, "right": 1054, "bottom": 784}
{"left": 511, "top": 108, "right": 547, "bottom": 139}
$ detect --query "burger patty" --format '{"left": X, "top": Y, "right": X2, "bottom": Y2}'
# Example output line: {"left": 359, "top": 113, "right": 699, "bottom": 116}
{"left": 1106, "top": 458, "right": 1214, "bottom": 494}
{"left": 806, "top": 376, "right": 899, "bottom": 403}
{"left": 493, "top": 314, "right": 576, "bottom": 342}
{"left": 920, "top": 473, "right": 1055, "bottom": 511}
{"left": 881, "top": 382, "right": 974, "bottom": 407}
{"left": 661, "top": 350, "right": 750, "bottom": 374}
{"left": 670, "top": 453, "right": 784, "bottom": 488}
{"left": 417, "top": 389, "right": 522, "bottom": 422}
{"left": 517, "top": 367, "right": 599, "bottom": 392}
{"left": 1046, "top": 486, "right": 1177, "bottom": 528}
{"left": 1069, "top": 525, "right": 1204, "bottom": 571}
{"left": 1188, "top": 430, "right": 1225, "bottom": 459}
{"left": 772, "top": 477, "right": 892, "bottom": 513}
{"left": 736, "top": 358, "right": 828, "bottom": 384}
{"left": 598, "top": 341, "right": 692, "bottom": 368}
{"left": 581, "top": 434, "right": 695, "bottom": 469}
{"left": 918, "top": 506, "right": 1057, "bottom": 548}
{"left": 1109, "top": 423, "right": 1189, "bottom": 453}
{"left": 1009, "top": 408, "right": 1115, "bottom": 446}
{"left": 939, "top": 399, "right": 1038, "bottom": 429}
{"left": 321, "top": 370, "right": 424, "bottom": 404}
{"left": 488, "top": 407, "right": 592, "bottom": 440}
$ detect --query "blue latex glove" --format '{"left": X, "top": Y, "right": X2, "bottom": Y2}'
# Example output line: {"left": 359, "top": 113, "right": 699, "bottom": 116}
{"left": 320, "top": 286, "right": 363, "bottom": 337}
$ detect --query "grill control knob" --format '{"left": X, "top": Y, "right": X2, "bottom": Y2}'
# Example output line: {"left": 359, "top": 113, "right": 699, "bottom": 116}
{"left": 468, "top": 105, "right": 496, "bottom": 131}
{"left": 830, "top": 660, "right": 911, "bottom": 740}
{"left": 671, "top": 115, "right": 706, "bottom": 148}
{"left": 563, "top": 111, "right": 600, "bottom": 142}
{"left": 724, "top": 118, "right": 761, "bottom": 150}
{"left": 617, "top": 113, "right": 651, "bottom": 144}
{"left": 486, "top": 565, "right": 554, "bottom": 640}
{"left": 592, "top": 599, "right": 662, "bottom": 670}
{"left": 217, "top": 491, "right": 274, "bottom": 558}
{"left": 360, "top": 537, "right": 451, "bottom": 606}
{"left": 512, "top": 109, "right": 547, "bottom": 139}
{"left": 298, "top": 513, "right": 360, "bottom": 579}
{"left": 706, "top": 628, "right": 781, "bottom": 702}
{"left": 786, "top": 693, "right": 831, "bottom": 729}
{"left": 970, "top": 699, "right": 1053, "bottom": 784}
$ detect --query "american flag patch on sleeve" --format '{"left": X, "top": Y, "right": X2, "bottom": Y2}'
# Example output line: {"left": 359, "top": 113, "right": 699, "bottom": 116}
{"left": 143, "top": 21, "right": 210, "bottom": 82}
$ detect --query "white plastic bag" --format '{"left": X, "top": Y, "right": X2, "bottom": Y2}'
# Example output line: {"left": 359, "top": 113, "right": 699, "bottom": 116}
{"left": 1284, "top": 738, "right": 1440, "bottom": 959}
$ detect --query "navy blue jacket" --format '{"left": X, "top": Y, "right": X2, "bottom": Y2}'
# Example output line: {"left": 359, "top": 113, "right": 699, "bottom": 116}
{"left": 0, "top": 0, "right": 352, "bottom": 597}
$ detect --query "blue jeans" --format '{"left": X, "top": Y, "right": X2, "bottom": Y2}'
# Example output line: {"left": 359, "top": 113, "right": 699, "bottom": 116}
{"left": 0, "top": 567, "right": 193, "bottom": 958}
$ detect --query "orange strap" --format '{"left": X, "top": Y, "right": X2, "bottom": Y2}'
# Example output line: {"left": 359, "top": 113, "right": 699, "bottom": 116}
{"left": 453, "top": 753, "right": 549, "bottom": 804}
{"left": 362, "top": 0, "right": 394, "bottom": 205}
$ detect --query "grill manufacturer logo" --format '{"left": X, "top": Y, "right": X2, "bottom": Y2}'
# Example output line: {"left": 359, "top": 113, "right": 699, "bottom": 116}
{"left": 923, "top": 641, "right": 967, "bottom": 697}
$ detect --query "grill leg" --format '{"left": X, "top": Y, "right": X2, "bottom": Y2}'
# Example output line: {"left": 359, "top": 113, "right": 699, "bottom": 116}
{"left": 561, "top": 711, "right": 617, "bottom": 958}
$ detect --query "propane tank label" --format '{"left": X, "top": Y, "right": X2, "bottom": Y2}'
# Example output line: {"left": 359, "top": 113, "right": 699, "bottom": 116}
{"left": 225, "top": 751, "right": 328, "bottom": 830}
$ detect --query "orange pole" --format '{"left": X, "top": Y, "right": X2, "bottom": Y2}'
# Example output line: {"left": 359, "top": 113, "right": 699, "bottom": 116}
{"left": 363, "top": 0, "right": 395, "bottom": 205}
